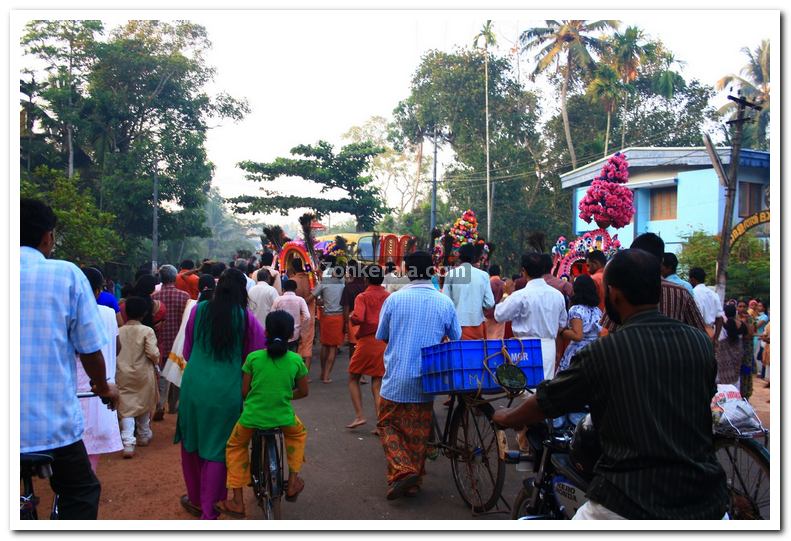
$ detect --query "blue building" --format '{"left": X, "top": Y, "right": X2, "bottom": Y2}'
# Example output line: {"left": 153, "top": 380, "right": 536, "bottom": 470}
{"left": 560, "top": 147, "right": 770, "bottom": 252}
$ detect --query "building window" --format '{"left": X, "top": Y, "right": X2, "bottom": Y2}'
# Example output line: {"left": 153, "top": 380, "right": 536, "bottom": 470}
{"left": 650, "top": 187, "right": 677, "bottom": 221}
{"left": 739, "top": 182, "right": 764, "bottom": 217}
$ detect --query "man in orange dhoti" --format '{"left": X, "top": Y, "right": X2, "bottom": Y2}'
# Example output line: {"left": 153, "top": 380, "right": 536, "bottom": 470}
{"left": 308, "top": 258, "right": 346, "bottom": 383}
{"left": 345, "top": 265, "right": 389, "bottom": 431}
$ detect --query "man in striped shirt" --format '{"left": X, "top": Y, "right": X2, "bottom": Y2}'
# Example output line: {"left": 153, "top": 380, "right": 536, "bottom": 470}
{"left": 493, "top": 249, "right": 728, "bottom": 520}
{"left": 601, "top": 233, "right": 706, "bottom": 334}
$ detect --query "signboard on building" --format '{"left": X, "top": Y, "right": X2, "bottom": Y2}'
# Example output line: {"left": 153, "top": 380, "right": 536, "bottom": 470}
{"left": 730, "top": 210, "right": 770, "bottom": 246}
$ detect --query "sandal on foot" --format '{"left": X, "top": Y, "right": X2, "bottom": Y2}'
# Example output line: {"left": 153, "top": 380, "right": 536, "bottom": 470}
{"left": 213, "top": 500, "right": 245, "bottom": 519}
{"left": 285, "top": 477, "right": 305, "bottom": 502}
{"left": 180, "top": 495, "right": 201, "bottom": 518}
{"left": 386, "top": 474, "right": 420, "bottom": 501}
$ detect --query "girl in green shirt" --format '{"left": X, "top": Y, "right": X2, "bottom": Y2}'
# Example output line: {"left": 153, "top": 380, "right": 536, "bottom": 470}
{"left": 216, "top": 310, "right": 309, "bottom": 518}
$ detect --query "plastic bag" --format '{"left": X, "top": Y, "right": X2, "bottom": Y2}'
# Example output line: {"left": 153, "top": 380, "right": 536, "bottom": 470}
{"left": 711, "top": 384, "right": 764, "bottom": 436}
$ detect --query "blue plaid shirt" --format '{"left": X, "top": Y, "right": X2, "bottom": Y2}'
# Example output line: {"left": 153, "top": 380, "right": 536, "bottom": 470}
{"left": 20, "top": 247, "right": 109, "bottom": 452}
{"left": 376, "top": 281, "right": 462, "bottom": 403}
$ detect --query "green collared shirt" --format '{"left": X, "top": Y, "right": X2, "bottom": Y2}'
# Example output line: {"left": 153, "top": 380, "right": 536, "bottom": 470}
{"left": 536, "top": 309, "right": 729, "bottom": 519}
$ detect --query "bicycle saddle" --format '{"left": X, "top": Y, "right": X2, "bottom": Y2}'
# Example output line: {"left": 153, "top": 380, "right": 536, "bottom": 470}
{"left": 253, "top": 429, "right": 282, "bottom": 436}
{"left": 20, "top": 452, "right": 54, "bottom": 467}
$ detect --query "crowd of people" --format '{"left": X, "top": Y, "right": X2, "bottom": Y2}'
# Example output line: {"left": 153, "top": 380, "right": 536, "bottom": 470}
{"left": 20, "top": 197, "right": 770, "bottom": 521}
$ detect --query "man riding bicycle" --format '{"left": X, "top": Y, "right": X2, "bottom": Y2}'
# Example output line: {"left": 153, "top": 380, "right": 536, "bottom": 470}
{"left": 493, "top": 249, "right": 729, "bottom": 520}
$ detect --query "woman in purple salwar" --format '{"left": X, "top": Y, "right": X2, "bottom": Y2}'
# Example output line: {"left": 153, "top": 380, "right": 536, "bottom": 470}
{"left": 174, "top": 268, "right": 266, "bottom": 519}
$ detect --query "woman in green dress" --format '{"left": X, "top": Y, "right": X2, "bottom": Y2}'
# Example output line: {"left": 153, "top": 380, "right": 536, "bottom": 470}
{"left": 175, "top": 268, "right": 267, "bottom": 519}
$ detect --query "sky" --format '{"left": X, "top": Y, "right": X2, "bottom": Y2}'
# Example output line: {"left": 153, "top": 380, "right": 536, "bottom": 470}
{"left": 13, "top": 9, "right": 777, "bottom": 230}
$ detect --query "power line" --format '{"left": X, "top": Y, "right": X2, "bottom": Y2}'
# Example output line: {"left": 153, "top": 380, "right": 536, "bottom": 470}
{"left": 426, "top": 124, "right": 714, "bottom": 191}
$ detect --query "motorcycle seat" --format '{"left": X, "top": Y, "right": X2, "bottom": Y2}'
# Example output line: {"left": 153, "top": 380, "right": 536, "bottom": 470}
{"left": 551, "top": 453, "right": 593, "bottom": 493}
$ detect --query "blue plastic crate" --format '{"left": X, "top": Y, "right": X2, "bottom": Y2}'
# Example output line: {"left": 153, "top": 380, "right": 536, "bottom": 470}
{"left": 420, "top": 339, "right": 544, "bottom": 395}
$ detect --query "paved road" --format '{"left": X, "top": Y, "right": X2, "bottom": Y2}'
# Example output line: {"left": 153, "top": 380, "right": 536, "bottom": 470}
{"left": 243, "top": 345, "right": 523, "bottom": 520}
{"left": 34, "top": 343, "right": 523, "bottom": 521}
{"left": 32, "top": 343, "right": 770, "bottom": 521}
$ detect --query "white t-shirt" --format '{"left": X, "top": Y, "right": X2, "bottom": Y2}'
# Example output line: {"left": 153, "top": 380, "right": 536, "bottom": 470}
{"left": 248, "top": 282, "right": 280, "bottom": 328}
{"left": 494, "top": 277, "right": 568, "bottom": 381}
{"left": 692, "top": 284, "right": 725, "bottom": 326}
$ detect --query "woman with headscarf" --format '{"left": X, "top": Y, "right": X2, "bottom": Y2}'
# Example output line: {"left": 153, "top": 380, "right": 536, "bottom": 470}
{"left": 175, "top": 268, "right": 266, "bottom": 519}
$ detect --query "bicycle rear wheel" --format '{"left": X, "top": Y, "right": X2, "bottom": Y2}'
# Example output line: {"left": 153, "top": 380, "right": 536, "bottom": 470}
{"left": 715, "top": 436, "right": 770, "bottom": 520}
{"left": 264, "top": 436, "right": 283, "bottom": 520}
{"left": 448, "top": 400, "right": 505, "bottom": 513}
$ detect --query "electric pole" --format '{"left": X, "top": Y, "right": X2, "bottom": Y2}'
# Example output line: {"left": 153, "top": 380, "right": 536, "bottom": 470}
{"left": 714, "top": 92, "right": 762, "bottom": 303}
{"left": 430, "top": 127, "right": 439, "bottom": 242}
{"left": 152, "top": 167, "right": 159, "bottom": 274}
{"left": 484, "top": 45, "right": 492, "bottom": 241}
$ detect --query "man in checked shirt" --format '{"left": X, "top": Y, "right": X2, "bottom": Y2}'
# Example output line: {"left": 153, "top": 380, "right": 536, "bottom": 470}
{"left": 601, "top": 233, "right": 708, "bottom": 336}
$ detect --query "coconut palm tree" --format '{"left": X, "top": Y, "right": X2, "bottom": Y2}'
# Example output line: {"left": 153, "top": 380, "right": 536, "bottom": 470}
{"left": 520, "top": 20, "right": 619, "bottom": 169}
{"left": 474, "top": 20, "right": 496, "bottom": 239}
{"left": 716, "top": 39, "right": 770, "bottom": 149}
{"left": 587, "top": 64, "right": 623, "bottom": 157}
{"left": 608, "top": 26, "right": 651, "bottom": 149}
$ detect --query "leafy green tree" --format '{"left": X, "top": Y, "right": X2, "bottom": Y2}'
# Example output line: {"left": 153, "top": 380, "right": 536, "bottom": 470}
{"left": 520, "top": 20, "right": 619, "bottom": 169}
{"left": 21, "top": 166, "right": 120, "bottom": 265}
{"left": 586, "top": 64, "right": 623, "bottom": 156}
{"left": 233, "top": 141, "right": 389, "bottom": 232}
{"left": 607, "top": 26, "right": 652, "bottom": 149}
{"left": 21, "top": 20, "right": 105, "bottom": 179}
{"left": 21, "top": 20, "right": 249, "bottom": 265}
{"left": 390, "top": 47, "right": 570, "bottom": 274}
{"left": 677, "top": 230, "right": 769, "bottom": 300}
{"left": 154, "top": 188, "right": 257, "bottom": 264}
{"left": 716, "top": 40, "right": 770, "bottom": 150}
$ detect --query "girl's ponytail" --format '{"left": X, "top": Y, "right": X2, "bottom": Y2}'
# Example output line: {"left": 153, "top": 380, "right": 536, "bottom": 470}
{"left": 265, "top": 310, "right": 295, "bottom": 359}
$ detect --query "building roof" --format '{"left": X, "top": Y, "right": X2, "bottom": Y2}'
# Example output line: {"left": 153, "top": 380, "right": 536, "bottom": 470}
{"left": 560, "top": 146, "right": 770, "bottom": 189}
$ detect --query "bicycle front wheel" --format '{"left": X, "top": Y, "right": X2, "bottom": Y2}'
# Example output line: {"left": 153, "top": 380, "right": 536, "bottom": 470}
{"left": 715, "top": 435, "right": 770, "bottom": 520}
{"left": 448, "top": 400, "right": 505, "bottom": 513}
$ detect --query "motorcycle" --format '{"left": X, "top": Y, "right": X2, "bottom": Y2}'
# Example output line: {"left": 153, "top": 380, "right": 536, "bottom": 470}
{"left": 503, "top": 413, "right": 594, "bottom": 520}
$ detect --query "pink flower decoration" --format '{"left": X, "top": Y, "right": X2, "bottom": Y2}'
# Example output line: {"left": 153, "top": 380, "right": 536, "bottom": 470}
{"left": 578, "top": 152, "right": 635, "bottom": 228}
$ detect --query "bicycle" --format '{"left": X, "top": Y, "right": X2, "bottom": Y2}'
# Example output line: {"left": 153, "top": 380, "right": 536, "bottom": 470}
{"left": 714, "top": 431, "right": 770, "bottom": 520}
{"left": 20, "top": 391, "right": 106, "bottom": 520}
{"left": 426, "top": 360, "right": 529, "bottom": 514}
{"left": 249, "top": 428, "right": 285, "bottom": 520}
{"left": 427, "top": 393, "right": 505, "bottom": 514}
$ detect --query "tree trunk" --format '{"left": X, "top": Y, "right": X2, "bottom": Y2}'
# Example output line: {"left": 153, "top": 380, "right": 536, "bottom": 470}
{"left": 561, "top": 51, "right": 577, "bottom": 170}
{"left": 604, "top": 110, "right": 611, "bottom": 157}
{"left": 620, "top": 91, "right": 628, "bottom": 150}
{"left": 27, "top": 101, "right": 33, "bottom": 174}
{"left": 410, "top": 139, "right": 424, "bottom": 211}
{"left": 67, "top": 42, "right": 74, "bottom": 179}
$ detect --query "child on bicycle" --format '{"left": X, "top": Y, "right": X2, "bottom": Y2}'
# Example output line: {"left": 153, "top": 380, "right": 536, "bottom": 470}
{"left": 216, "top": 310, "right": 309, "bottom": 518}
